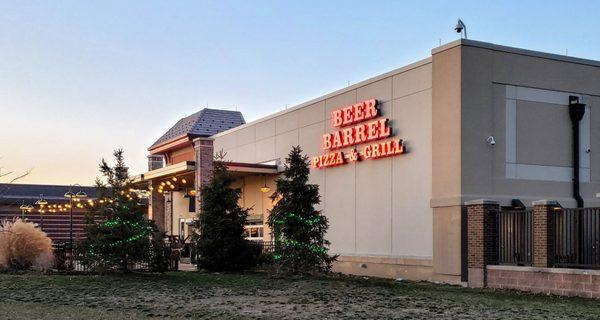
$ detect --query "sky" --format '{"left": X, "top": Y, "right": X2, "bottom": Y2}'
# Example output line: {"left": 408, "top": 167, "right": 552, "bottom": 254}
{"left": 1, "top": 0, "right": 599, "bottom": 186}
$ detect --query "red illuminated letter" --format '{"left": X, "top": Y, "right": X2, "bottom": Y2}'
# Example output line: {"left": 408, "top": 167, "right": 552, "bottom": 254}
{"left": 353, "top": 102, "right": 365, "bottom": 122}
{"left": 364, "top": 99, "right": 378, "bottom": 119}
{"left": 322, "top": 134, "right": 332, "bottom": 150}
{"left": 342, "top": 106, "right": 353, "bottom": 126}
{"left": 331, "top": 110, "right": 343, "bottom": 127}
{"left": 378, "top": 119, "right": 391, "bottom": 138}
{"left": 342, "top": 127, "right": 354, "bottom": 147}
{"left": 366, "top": 120, "right": 379, "bottom": 141}
{"left": 331, "top": 131, "right": 342, "bottom": 149}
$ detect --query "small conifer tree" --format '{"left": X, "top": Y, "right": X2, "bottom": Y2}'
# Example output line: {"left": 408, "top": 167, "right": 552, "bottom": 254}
{"left": 81, "top": 149, "right": 158, "bottom": 272}
{"left": 268, "top": 146, "right": 335, "bottom": 274}
{"left": 193, "top": 152, "right": 256, "bottom": 271}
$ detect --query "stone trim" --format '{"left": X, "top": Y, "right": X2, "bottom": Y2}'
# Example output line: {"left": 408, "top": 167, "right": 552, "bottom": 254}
{"left": 336, "top": 255, "right": 433, "bottom": 267}
{"left": 464, "top": 199, "right": 500, "bottom": 206}
{"left": 532, "top": 199, "right": 559, "bottom": 206}
{"left": 487, "top": 265, "right": 600, "bottom": 299}
{"left": 432, "top": 39, "right": 600, "bottom": 68}
{"left": 488, "top": 265, "right": 600, "bottom": 276}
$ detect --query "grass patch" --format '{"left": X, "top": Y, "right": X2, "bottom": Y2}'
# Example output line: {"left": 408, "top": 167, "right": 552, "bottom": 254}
{"left": 0, "top": 271, "right": 599, "bottom": 319}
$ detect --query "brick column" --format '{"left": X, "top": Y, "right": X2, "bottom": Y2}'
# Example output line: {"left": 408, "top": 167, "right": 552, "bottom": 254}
{"left": 193, "top": 138, "right": 214, "bottom": 213}
{"left": 532, "top": 200, "right": 557, "bottom": 268}
{"left": 164, "top": 192, "right": 173, "bottom": 235}
{"left": 149, "top": 181, "right": 166, "bottom": 233}
{"left": 466, "top": 199, "right": 499, "bottom": 288}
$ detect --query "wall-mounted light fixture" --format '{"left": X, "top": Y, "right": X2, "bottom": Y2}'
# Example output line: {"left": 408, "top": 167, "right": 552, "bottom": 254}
{"left": 486, "top": 136, "right": 496, "bottom": 146}
{"left": 260, "top": 174, "right": 271, "bottom": 193}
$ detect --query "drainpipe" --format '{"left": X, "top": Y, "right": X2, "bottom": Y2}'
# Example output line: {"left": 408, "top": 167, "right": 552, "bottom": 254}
{"left": 568, "top": 96, "right": 586, "bottom": 208}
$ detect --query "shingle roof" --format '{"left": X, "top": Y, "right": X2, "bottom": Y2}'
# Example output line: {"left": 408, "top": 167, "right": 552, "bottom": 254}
{"left": 149, "top": 108, "right": 245, "bottom": 150}
{"left": 0, "top": 183, "right": 98, "bottom": 205}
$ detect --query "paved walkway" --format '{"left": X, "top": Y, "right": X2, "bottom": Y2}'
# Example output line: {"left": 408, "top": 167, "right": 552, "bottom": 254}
{"left": 178, "top": 262, "right": 196, "bottom": 272}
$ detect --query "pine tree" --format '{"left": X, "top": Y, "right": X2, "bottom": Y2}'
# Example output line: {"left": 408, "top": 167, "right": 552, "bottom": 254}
{"left": 193, "top": 152, "right": 256, "bottom": 271}
{"left": 80, "top": 149, "right": 158, "bottom": 273}
{"left": 268, "top": 146, "right": 335, "bottom": 274}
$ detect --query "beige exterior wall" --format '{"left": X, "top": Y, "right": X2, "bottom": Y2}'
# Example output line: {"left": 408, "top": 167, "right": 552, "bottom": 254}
{"left": 214, "top": 59, "right": 436, "bottom": 280}
{"left": 234, "top": 174, "right": 276, "bottom": 241}
{"left": 428, "top": 44, "right": 467, "bottom": 280}
{"left": 455, "top": 41, "right": 600, "bottom": 208}
{"left": 171, "top": 191, "right": 195, "bottom": 237}
{"left": 208, "top": 39, "right": 600, "bottom": 283}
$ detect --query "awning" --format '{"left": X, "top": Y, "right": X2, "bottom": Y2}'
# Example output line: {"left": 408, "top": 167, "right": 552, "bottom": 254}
{"left": 131, "top": 160, "right": 278, "bottom": 186}
{"left": 132, "top": 161, "right": 195, "bottom": 184}
{"left": 226, "top": 162, "right": 278, "bottom": 175}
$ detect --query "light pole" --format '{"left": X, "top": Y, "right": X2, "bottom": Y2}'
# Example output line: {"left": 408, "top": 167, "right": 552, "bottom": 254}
{"left": 19, "top": 201, "right": 34, "bottom": 219}
{"left": 35, "top": 194, "right": 48, "bottom": 230}
{"left": 64, "top": 184, "right": 87, "bottom": 248}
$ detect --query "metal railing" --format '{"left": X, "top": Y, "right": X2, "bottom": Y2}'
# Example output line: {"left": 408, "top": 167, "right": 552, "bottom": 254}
{"left": 251, "top": 240, "right": 275, "bottom": 254}
{"left": 554, "top": 208, "right": 600, "bottom": 269}
{"left": 52, "top": 242, "right": 159, "bottom": 272}
{"left": 496, "top": 209, "right": 533, "bottom": 266}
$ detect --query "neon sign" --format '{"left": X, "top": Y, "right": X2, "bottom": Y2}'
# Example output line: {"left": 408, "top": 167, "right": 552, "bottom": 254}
{"left": 311, "top": 99, "right": 405, "bottom": 169}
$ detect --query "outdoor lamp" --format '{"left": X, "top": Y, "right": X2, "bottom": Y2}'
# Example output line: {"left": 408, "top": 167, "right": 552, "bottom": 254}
{"left": 260, "top": 175, "right": 271, "bottom": 193}
{"left": 19, "top": 202, "right": 33, "bottom": 218}
{"left": 64, "top": 184, "right": 85, "bottom": 248}
{"left": 35, "top": 194, "right": 48, "bottom": 207}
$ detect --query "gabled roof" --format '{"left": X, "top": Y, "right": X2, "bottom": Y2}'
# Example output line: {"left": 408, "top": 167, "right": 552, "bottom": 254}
{"left": 0, "top": 183, "right": 97, "bottom": 204}
{"left": 149, "top": 108, "right": 245, "bottom": 151}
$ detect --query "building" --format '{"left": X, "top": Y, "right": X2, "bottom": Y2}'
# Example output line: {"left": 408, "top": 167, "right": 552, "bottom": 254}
{"left": 0, "top": 183, "right": 96, "bottom": 242}
{"left": 135, "top": 39, "right": 600, "bottom": 285}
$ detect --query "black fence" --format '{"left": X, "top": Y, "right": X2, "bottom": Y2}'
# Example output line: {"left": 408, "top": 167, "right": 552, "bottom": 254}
{"left": 496, "top": 209, "right": 533, "bottom": 266}
{"left": 52, "top": 242, "right": 170, "bottom": 272}
{"left": 554, "top": 208, "right": 600, "bottom": 269}
{"left": 251, "top": 240, "right": 275, "bottom": 254}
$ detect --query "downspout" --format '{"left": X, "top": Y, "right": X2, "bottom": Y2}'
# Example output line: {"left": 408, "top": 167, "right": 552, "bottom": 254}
{"left": 568, "top": 96, "right": 586, "bottom": 208}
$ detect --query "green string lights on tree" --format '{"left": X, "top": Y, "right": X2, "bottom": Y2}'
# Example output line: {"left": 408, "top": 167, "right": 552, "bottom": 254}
{"left": 267, "top": 146, "right": 336, "bottom": 273}
{"left": 77, "top": 149, "right": 159, "bottom": 273}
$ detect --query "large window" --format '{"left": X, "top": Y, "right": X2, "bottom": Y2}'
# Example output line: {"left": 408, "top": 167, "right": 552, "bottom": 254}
{"left": 244, "top": 221, "right": 264, "bottom": 241}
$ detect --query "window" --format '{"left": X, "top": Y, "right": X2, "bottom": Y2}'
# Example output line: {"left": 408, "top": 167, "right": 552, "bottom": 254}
{"left": 244, "top": 222, "right": 264, "bottom": 241}
{"left": 179, "top": 219, "right": 186, "bottom": 238}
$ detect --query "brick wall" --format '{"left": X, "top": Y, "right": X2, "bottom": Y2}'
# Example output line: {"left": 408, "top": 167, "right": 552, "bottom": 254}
{"left": 532, "top": 201, "right": 557, "bottom": 267}
{"left": 193, "top": 138, "right": 214, "bottom": 213}
{"left": 466, "top": 200, "right": 499, "bottom": 287}
{"left": 150, "top": 187, "right": 166, "bottom": 233}
{"left": 488, "top": 265, "right": 600, "bottom": 299}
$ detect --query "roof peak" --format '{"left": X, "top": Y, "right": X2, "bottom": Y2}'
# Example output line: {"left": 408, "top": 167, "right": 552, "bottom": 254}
{"left": 149, "top": 108, "right": 245, "bottom": 151}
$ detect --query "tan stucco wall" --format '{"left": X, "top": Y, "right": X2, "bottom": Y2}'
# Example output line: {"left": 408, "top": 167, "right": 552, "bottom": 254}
{"left": 171, "top": 191, "right": 195, "bottom": 236}
{"left": 213, "top": 60, "right": 435, "bottom": 269}
{"left": 430, "top": 45, "right": 464, "bottom": 279}
{"left": 208, "top": 39, "right": 600, "bottom": 283}
{"left": 235, "top": 174, "right": 276, "bottom": 241}
{"left": 458, "top": 42, "right": 600, "bottom": 208}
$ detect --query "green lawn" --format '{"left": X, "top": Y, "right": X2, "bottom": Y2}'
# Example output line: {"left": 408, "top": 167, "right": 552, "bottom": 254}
{"left": 1, "top": 271, "right": 599, "bottom": 319}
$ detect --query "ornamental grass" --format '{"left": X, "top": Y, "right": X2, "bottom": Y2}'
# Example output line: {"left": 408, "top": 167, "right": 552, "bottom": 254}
{"left": 0, "top": 218, "right": 54, "bottom": 270}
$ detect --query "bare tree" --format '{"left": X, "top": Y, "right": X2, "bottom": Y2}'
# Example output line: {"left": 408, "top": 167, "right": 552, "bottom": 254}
{"left": 0, "top": 157, "right": 32, "bottom": 197}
